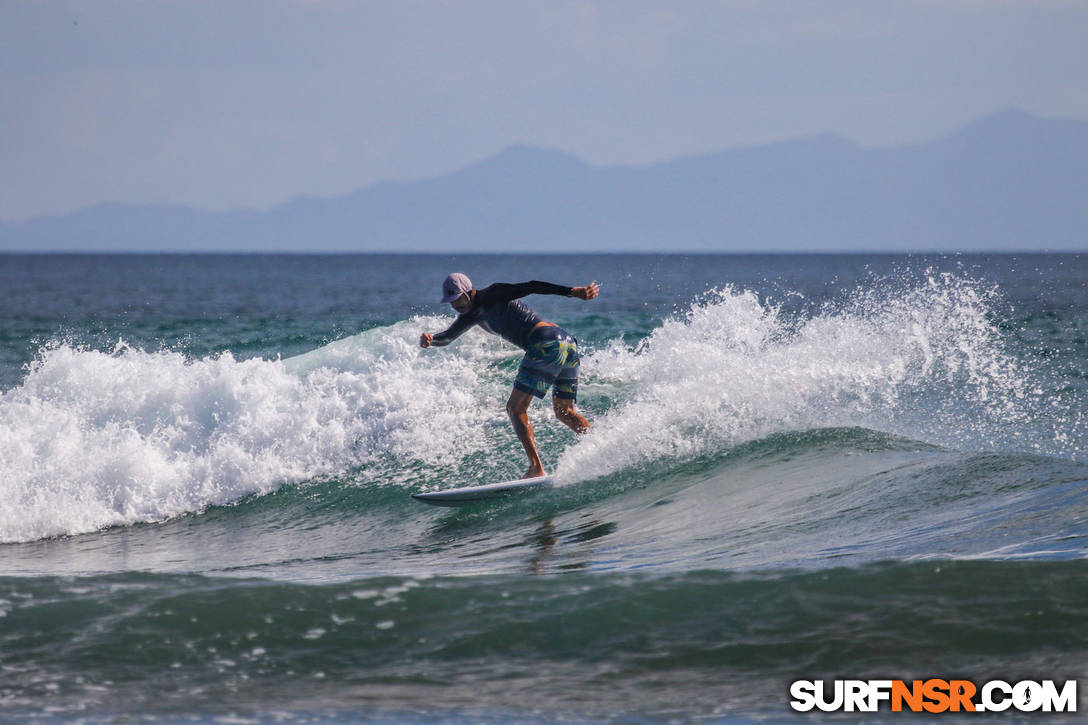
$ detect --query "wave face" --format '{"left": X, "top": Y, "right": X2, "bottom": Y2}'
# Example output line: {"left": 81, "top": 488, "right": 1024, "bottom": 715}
{"left": 1, "top": 253, "right": 1087, "bottom": 722}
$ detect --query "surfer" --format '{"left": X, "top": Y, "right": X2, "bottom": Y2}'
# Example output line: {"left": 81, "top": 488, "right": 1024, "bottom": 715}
{"left": 420, "top": 273, "right": 599, "bottom": 479}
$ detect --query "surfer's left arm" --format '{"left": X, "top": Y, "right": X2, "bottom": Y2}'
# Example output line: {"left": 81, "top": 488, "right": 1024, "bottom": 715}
{"left": 478, "top": 281, "right": 599, "bottom": 305}
{"left": 569, "top": 282, "right": 599, "bottom": 301}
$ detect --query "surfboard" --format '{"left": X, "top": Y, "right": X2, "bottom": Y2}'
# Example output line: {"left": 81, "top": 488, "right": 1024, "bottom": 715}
{"left": 412, "top": 476, "right": 554, "bottom": 506}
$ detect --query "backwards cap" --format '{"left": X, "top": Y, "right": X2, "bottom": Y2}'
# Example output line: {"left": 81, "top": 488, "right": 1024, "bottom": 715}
{"left": 440, "top": 272, "right": 472, "bottom": 303}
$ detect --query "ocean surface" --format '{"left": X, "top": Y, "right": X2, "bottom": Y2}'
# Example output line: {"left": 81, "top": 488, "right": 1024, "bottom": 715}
{"left": 1, "top": 253, "right": 1087, "bottom": 723}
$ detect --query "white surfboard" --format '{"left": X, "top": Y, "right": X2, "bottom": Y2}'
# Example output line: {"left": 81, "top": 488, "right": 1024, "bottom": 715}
{"left": 412, "top": 476, "right": 554, "bottom": 506}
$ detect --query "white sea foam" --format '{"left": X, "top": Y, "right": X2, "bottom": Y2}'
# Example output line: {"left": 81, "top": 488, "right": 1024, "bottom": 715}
{"left": 555, "top": 272, "right": 1070, "bottom": 483}
{"left": 0, "top": 317, "right": 515, "bottom": 542}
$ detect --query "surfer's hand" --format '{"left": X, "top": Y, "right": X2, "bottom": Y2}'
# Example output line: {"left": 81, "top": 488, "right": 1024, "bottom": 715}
{"left": 420, "top": 332, "right": 433, "bottom": 348}
{"left": 573, "top": 282, "right": 599, "bottom": 301}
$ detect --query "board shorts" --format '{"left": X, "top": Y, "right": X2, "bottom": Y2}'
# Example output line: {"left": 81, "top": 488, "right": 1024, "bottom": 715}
{"left": 513, "top": 325, "right": 580, "bottom": 401}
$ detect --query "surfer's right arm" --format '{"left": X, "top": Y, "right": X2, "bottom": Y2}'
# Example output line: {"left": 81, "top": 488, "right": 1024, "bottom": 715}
{"left": 421, "top": 313, "right": 476, "bottom": 348}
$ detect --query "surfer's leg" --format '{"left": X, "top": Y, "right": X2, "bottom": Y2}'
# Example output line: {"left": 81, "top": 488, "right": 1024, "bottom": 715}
{"left": 553, "top": 397, "right": 589, "bottom": 434}
{"left": 551, "top": 332, "right": 586, "bottom": 433}
{"left": 506, "top": 388, "right": 546, "bottom": 478}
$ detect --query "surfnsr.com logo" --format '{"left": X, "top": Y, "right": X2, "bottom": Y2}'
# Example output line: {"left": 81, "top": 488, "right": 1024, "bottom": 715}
{"left": 790, "top": 679, "right": 1077, "bottom": 713}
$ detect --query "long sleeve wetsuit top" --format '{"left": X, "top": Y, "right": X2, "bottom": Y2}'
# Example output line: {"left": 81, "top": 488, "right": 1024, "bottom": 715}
{"left": 430, "top": 281, "right": 574, "bottom": 350}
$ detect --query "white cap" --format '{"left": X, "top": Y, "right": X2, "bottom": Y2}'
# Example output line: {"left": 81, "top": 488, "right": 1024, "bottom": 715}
{"left": 440, "top": 272, "right": 472, "bottom": 303}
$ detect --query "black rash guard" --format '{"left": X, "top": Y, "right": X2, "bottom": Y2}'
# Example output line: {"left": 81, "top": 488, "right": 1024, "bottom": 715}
{"left": 431, "top": 281, "right": 574, "bottom": 350}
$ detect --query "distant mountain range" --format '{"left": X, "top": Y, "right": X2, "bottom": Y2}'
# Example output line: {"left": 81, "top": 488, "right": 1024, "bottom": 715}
{"left": 3, "top": 109, "right": 1086, "bottom": 252}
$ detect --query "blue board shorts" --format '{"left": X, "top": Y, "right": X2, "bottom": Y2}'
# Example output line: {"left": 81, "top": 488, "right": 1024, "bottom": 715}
{"left": 513, "top": 325, "right": 580, "bottom": 401}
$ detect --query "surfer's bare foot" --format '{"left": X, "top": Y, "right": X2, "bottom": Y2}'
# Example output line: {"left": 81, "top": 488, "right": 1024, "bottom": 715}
{"left": 524, "top": 465, "right": 547, "bottom": 479}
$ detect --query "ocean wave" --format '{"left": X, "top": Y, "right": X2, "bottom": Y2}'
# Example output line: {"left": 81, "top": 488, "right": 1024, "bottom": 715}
{"left": 1, "top": 272, "right": 1082, "bottom": 543}
{"left": 0, "top": 318, "right": 510, "bottom": 543}
{"left": 558, "top": 272, "right": 1075, "bottom": 483}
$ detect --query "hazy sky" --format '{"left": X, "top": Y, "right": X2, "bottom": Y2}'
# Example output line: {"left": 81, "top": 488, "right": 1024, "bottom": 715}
{"left": 2, "top": 0, "right": 1087, "bottom": 222}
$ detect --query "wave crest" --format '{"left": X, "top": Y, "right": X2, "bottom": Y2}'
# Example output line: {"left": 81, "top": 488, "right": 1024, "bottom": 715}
{"left": 558, "top": 272, "right": 1067, "bottom": 481}
{"left": 0, "top": 318, "right": 510, "bottom": 542}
